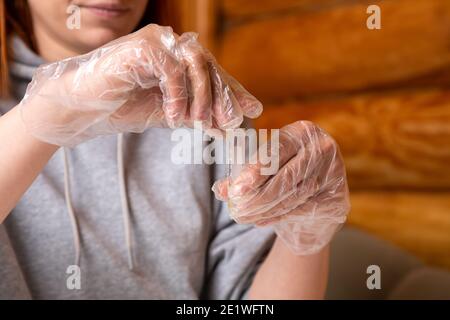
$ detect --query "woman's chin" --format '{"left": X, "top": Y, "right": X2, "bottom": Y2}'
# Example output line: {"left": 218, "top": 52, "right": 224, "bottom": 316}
{"left": 72, "top": 28, "right": 128, "bottom": 52}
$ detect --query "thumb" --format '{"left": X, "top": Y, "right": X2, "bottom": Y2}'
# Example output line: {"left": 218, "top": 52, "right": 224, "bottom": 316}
{"left": 227, "top": 75, "right": 263, "bottom": 119}
{"left": 212, "top": 177, "right": 231, "bottom": 201}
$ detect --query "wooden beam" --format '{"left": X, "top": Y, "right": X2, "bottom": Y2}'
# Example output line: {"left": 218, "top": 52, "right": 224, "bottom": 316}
{"left": 254, "top": 88, "right": 450, "bottom": 189}
{"left": 174, "top": 0, "right": 218, "bottom": 51}
{"left": 222, "top": 0, "right": 374, "bottom": 20}
{"left": 219, "top": 0, "right": 450, "bottom": 102}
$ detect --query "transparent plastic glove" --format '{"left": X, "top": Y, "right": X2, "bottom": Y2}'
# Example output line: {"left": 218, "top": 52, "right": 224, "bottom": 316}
{"left": 19, "top": 24, "right": 262, "bottom": 147}
{"left": 213, "top": 121, "right": 351, "bottom": 255}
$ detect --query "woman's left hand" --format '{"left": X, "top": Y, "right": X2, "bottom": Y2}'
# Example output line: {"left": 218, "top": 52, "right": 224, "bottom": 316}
{"left": 213, "top": 121, "right": 351, "bottom": 255}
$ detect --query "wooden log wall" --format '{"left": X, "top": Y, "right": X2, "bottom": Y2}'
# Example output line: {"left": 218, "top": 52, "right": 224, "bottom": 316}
{"left": 219, "top": 0, "right": 450, "bottom": 102}
{"left": 174, "top": 0, "right": 450, "bottom": 269}
{"left": 254, "top": 89, "right": 450, "bottom": 189}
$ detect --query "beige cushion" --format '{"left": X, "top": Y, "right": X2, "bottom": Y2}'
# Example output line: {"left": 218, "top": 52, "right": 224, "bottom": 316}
{"left": 327, "top": 227, "right": 424, "bottom": 299}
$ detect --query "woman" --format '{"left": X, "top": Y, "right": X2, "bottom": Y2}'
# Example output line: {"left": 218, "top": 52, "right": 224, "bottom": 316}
{"left": 0, "top": 0, "right": 349, "bottom": 299}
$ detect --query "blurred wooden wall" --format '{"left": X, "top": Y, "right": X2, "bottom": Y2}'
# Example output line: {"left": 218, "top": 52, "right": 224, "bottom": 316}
{"left": 174, "top": 0, "right": 450, "bottom": 269}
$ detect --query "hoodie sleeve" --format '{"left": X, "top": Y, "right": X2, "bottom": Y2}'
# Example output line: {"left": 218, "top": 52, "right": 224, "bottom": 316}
{"left": 202, "top": 200, "right": 275, "bottom": 300}
{"left": 202, "top": 163, "right": 275, "bottom": 300}
{"left": 0, "top": 225, "right": 32, "bottom": 299}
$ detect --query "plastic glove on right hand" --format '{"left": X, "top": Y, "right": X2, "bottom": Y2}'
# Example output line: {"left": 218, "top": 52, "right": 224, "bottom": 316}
{"left": 20, "top": 24, "right": 262, "bottom": 147}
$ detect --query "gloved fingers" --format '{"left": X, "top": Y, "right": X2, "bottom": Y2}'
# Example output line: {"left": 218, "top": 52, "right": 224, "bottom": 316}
{"left": 150, "top": 46, "right": 188, "bottom": 128}
{"left": 186, "top": 55, "right": 213, "bottom": 127}
{"left": 159, "top": 62, "right": 188, "bottom": 128}
{"left": 222, "top": 140, "right": 290, "bottom": 200}
{"left": 209, "top": 63, "right": 244, "bottom": 130}
{"left": 95, "top": 27, "right": 183, "bottom": 128}
{"left": 226, "top": 121, "right": 323, "bottom": 199}
{"left": 225, "top": 127, "right": 341, "bottom": 225}
{"left": 227, "top": 74, "right": 263, "bottom": 119}
{"left": 211, "top": 176, "right": 230, "bottom": 202}
{"left": 231, "top": 174, "right": 322, "bottom": 224}
{"left": 228, "top": 127, "right": 336, "bottom": 203}
{"left": 254, "top": 177, "right": 349, "bottom": 227}
{"left": 177, "top": 33, "right": 213, "bottom": 128}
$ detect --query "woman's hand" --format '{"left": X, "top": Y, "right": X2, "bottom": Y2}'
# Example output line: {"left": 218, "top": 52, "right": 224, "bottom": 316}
{"left": 213, "top": 121, "right": 351, "bottom": 255}
{"left": 19, "top": 24, "right": 262, "bottom": 147}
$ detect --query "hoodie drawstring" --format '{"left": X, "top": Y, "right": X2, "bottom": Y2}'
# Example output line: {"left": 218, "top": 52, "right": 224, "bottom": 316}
{"left": 117, "top": 133, "right": 134, "bottom": 270}
{"left": 63, "top": 147, "right": 81, "bottom": 266}
{"left": 62, "top": 134, "right": 134, "bottom": 270}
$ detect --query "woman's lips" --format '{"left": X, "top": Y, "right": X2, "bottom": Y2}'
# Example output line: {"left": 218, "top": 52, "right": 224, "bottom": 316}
{"left": 80, "top": 4, "right": 130, "bottom": 18}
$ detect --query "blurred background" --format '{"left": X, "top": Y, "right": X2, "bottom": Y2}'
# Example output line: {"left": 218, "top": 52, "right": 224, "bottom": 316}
{"left": 169, "top": 0, "right": 450, "bottom": 270}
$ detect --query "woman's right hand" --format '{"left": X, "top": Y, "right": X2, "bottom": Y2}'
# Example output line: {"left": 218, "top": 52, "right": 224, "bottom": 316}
{"left": 19, "top": 24, "right": 263, "bottom": 147}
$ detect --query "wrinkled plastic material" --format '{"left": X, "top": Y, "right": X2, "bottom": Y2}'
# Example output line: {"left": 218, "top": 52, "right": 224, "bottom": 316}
{"left": 213, "top": 121, "right": 351, "bottom": 255}
{"left": 19, "top": 24, "right": 263, "bottom": 147}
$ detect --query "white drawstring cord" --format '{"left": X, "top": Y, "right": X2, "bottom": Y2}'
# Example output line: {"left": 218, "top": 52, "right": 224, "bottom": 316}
{"left": 63, "top": 147, "right": 81, "bottom": 266}
{"left": 63, "top": 138, "right": 134, "bottom": 270}
{"left": 117, "top": 133, "right": 134, "bottom": 270}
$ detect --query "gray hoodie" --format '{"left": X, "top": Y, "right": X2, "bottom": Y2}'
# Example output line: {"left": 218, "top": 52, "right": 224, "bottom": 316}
{"left": 0, "top": 37, "right": 275, "bottom": 300}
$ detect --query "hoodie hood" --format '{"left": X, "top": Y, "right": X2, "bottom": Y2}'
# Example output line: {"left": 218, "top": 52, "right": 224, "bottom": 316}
{"left": 9, "top": 36, "right": 45, "bottom": 100}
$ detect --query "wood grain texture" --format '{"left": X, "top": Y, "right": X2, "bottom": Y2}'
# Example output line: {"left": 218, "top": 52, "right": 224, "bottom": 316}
{"left": 222, "top": 0, "right": 371, "bottom": 19}
{"left": 170, "top": 0, "right": 218, "bottom": 50}
{"left": 254, "top": 88, "right": 450, "bottom": 189}
{"left": 349, "top": 191, "right": 450, "bottom": 269}
{"left": 219, "top": 0, "right": 450, "bottom": 102}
